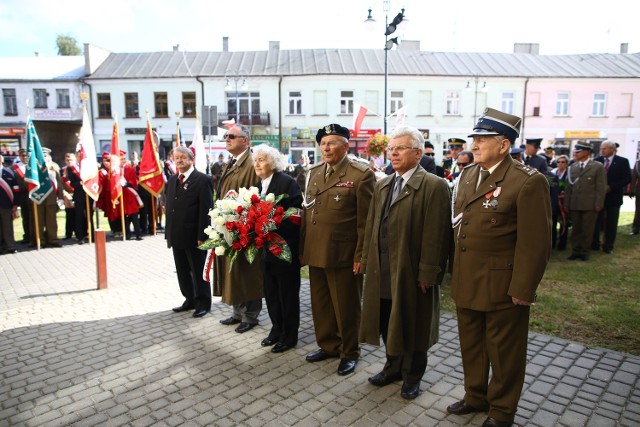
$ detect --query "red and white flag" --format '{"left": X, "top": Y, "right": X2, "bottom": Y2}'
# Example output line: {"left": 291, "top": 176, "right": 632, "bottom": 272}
{"left": 395, "top": 106, "right": 407, "bottom": 127}
{"left": 138, "top": 119, "right": 165, "bottom": 197}
{"left": 353, "top": 102, "right": 368, "bottom": 136}
{"left": 77, "top": 106, "right": 100, "bottom": 201}
{"left": 109, "top": 117, "right": 123, "bottom": 208}
{"left": 222, "top": 117, "right": 236, "bottom": 128}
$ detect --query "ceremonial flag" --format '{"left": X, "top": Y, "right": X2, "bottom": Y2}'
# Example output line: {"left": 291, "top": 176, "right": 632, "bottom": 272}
{"left": 395, "top": 106, "right": 407, "bottom": 127}
{"left": 138, "top": 119, "right": 165, "bottom": 196}
{"left": 176, "top": 120, "right": 183, "bottom": 147}
{"left": 109, "top": 117, "right": 123, "bottom": 208}
{"left": 24, "top": 117, "right": 53, "bottom": 204}
{"left": 221, "top": 117, "right": 236, "bottom": 128}
{"left": 191, "top": 114, "right": 207, "bottom": 172}
{"left": 352, "top": 103, "right": 368, "bottom": 137}
{"left": 77, "top": 106, "right": 100, "bottom": 201}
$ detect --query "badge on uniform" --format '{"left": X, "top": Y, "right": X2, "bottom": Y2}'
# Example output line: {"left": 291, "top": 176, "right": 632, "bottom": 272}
{"left": 335, "top": 181, "right": 354, "bottom": 188}
{"left": 482, "top": 187, "right": 501, "bottom": 209}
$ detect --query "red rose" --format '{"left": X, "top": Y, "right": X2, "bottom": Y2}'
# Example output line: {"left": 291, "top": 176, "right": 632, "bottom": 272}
{"left": 251, "top": 194, "right": 260, "bottom": 204}
{"left": 240, "top": 236, "right": 250, "bottom": 247}
{"left": 275, "top": 206, "right": 284, "bottom": 215}
{"left": 255, "top": 237, "right": 264, "bottom": 248}
{"left": 226, "top": 222, "right": 236, "bottom": 231}
{"left": 269, "top": 244, "right": 283, "bottom": 257}
{"left": 232, "top": 241, "right": 242, "bottom": 251}
{"left": 236, "top": 205, "right": 244, "bottom": 214}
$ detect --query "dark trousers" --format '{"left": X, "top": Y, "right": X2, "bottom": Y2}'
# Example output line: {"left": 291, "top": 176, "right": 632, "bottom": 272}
{"left": 551, "top": 212, "right": 568, "bottom": 250}
{"left": 74, "top": 203, "right": 94, "bottom": 241}
{"left": 125, "top": 213, "right": 141, "bottom": 238}
{"left": 172, "top": 246, "right": 211, "bottom": 311}
{"left": 380, "top": 299, "right": 427, "bottom": 385}
{"left": 263, "top": 267, "right": 301, "bottom": 346}
{"left": 633, "top": 195, "right": 640, "bottom": 234}
{"left": 64, "top": 207, "right": 76, "bottom": 238}
{"left": 19, "top": 199, "right": 31, "bottom": 242}
{"left": 592, "top": 205, "right": 621, "bottom": 251}
{"left": 309, "top": 266, "right": 362, "bottom": 359}
{"left": 456, "top": 305, "right": 530, "bottom": 423}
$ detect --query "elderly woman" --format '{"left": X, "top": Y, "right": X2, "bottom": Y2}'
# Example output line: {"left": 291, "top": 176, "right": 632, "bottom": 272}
{"left": 253, "top": 145, "right": 303, "bottom": 353}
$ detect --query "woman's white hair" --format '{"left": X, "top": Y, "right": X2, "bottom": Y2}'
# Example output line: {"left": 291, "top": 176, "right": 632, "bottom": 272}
{"left": 252, "top": 145, "right": 286, "bottom": 172}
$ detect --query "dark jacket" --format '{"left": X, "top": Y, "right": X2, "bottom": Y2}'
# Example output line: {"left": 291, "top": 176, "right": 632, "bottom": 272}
{"left": 594, "top": 155, "right": 631, "bottom": 207}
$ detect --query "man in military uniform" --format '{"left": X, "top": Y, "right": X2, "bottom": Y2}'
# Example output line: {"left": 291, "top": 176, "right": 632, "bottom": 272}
{"left": 301, "top": 123, "right": 374, "bottom": 376}
{"left": 214, "top": 124, "right": 263, "bottom": 333}
{"left": 447, "top": 108, "right": 551, "bottom": 427}
{"left": 522, "top": 138, "right": 548, "bottom": 173}
{"left": 565, "top": 141, "right": 606, "bottom": 261}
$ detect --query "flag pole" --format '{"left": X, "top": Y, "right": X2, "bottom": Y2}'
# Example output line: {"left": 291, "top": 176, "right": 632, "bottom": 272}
{"left": 32, "top": 201, "right": 41, "bottom": 250}
{"left": 85, "top": 193, "right": 92, "bottom": 244}
{"left": 175, "top": 112, "right": 181, "bottom": 148}
{"left": 151, "top": 196, "right": 157, "bottom": 235}
{"left": 119, "top": 193, "right": 126, "bottom": 241}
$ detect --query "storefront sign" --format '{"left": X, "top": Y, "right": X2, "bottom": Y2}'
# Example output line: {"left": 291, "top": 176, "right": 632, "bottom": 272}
{"left": 564, "top": 130, "right": 601, "bottom": 139}
{"left": 0, "top": 128, "right": 25, "bottom": 136}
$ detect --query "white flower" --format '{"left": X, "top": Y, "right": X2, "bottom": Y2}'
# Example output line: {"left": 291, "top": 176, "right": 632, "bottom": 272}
{"left": 214, "top": 246, "right": 226, "bottom": 256}
{"left": 214, "top": 217, "right": 226, "bottom": 227}
{"left": 209, "top": 208, "right": 221, "bottom": 218}
{"left": 204, "top": 226, "right": 217, "bottom": 238}
{"left": 265, "top": 193, "right": 275, "bottom": 202}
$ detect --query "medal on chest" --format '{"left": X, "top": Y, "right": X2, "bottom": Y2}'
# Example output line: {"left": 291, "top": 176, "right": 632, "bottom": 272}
{"left": 482, "top": 187, "right": 501, "bottom": 209}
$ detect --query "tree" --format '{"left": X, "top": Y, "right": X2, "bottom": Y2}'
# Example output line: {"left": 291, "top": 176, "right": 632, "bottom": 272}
{"left": 56, "top": 34, "right": 81, "bottom": 56}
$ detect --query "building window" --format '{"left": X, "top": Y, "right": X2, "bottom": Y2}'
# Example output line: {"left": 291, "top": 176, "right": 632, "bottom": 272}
{"left": 3, "top": 89, "right": 17, "bottom": 116}
{"left": 125, "top": 93, "right": 139, "bottom": 118}
{"left": 33, "top": 89, "right": 47, "bottom": 108}
{"left": 445, "top": 91, "right": 461, "bottom": 115}
{"left": 97, "top": 93, "right": 112, "bottom": 118}
{"left": 288, "top": 91, "right": 302, "bottom": 115}
{"left": 340, "top": 90, "right": 354, "bottom": 114}
{"left": 555, "top": 93, "right": 569, "bottom": 116}
{"left": 390, "top": 91, "right": 404, "bottom": 114}
{"left": 154, "top": 92, "right": 168, "bottom": 117}
{"left": 418, "top": 90, "right": 432, "bottom": 115}
{"left": 314, "top": 90, "right": 327, "bottom": 115}
{"left": 226, "top": 92, "right": 261, "bottom": 124}
{"left": 182, "top": 92, "right": 196, "bottom": 117}
{"left": 501, "top": 92, "right": 515, "bottom": 115}
{"left": 592, "top": 93, "right": 606, "bottom": 117}
{"left": 56, "top": 89, "right": 70, "bottom": 108}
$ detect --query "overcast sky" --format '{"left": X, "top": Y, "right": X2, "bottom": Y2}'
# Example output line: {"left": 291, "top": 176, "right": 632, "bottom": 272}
{"left": 1, "top": 0, "right": 637, "bottom": 57}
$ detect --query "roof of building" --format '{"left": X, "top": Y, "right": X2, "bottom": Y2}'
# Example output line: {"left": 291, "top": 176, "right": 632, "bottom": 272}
{"left": 86, "top": 49, "right": 640, "bottom": 80}
{"left": 0, "top": 56, "right": 85, "bottom": 81}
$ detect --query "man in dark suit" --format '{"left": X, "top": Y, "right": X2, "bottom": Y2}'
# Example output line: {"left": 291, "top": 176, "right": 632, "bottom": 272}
{"left": 166, "top": 146, "right": 213, "bottom": 318}
{"left": 360, "top": 126, "right": 450, "bottom": 400}
{"left": 565, "top": 141, "right": 606, "bottom": 261}
{"left": 447, "top": 108, "right": 551, "bottom": 427}
{"left": 301, "top": 123, "right": 375, "bottom": 376}
{"left": 522, "top": 138, "right": 548, "bottom": 174}
{"left": 591, "top": 141, "right": 631, "bottom": 253}
{"left": 631, "top": 158, "right": 640, "bottom": 235}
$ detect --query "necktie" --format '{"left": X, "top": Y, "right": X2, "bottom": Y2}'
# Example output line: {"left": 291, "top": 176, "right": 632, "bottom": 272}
{"left": 478, "top": 169, "right": 490, "bottom": 187}
{"left": 325, "top": 166, "right": 334, "bottom": 182}
{"left": 391, "top": 176, "right": 403, "bottom": 203}
{"left": 604, "top": 158, "right": 610, "bottom": 172}
{"left": 179, "top": 174, "right": 185, "bottom": 186}
{"left": 580, "top": 162, "right": 584, "bottom": 170}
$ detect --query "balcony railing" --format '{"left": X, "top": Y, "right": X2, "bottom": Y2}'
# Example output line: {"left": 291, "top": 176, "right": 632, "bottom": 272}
{"left": 218, "top": 112, "right": 270, "bottom": 127}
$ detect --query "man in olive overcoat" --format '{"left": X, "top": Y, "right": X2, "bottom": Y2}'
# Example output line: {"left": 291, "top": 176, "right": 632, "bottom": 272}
{"left": 213, "top": 124, "right": 263, "bottom": 333}
{"left": 360, "top": 126, "right": 450, "bottom": 400}
{"left": 447, "top": 108, "right": 551, "bottom": 427}
{"left": 300, "top": 124, "right": 374, "bottom": 376}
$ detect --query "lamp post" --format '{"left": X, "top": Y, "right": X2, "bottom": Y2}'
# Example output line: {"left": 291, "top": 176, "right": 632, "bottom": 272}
{"left": 224, "top": 71, "right": 248, "bottom": 123}
{"left": 465, "top": 76, "right": 488, "bottom": 126}
{"left": 364, "top": 1, "right": 406, "bottom": 135}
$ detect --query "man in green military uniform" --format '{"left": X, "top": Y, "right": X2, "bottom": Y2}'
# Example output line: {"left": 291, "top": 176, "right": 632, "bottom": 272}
{"left": 447, "top": 108, "right": 551, "bottom": 427}
{"left": 301, "top": 123, "right": 374, "bottom": 376}
{"left": 442, "top": 137, "right": 466, "bottom": 177}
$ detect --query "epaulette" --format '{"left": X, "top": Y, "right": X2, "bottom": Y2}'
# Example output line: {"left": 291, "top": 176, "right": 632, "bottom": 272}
{"left": 514, "top": 162, "right": 539, "bottom": 176}
{"left": 349, "top": 160, "right": 370, "bottom": 172}
{"left": 309, "top": 163, "right": 325, "bottom": 171}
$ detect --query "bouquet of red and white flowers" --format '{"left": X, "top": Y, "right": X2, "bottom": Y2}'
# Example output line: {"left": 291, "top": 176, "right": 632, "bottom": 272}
{"left": 199, "top": 186, "right": 299, "bottom": 270}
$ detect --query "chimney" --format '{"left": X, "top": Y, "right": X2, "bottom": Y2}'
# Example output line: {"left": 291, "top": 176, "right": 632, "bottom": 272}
{"left": 620, "top": 43, "right": 629, "bottom": 54}
{"left": 269, "top": 41, "right": 280, "bottom": 51}
{"left": 223, "top": 36, "right": 229, "bottom": 52}
{"left": 513, "top": 43, "right": 540, "bottom": 54}
{"left": 173, "top": 44, "right": 180, "bottom": 52}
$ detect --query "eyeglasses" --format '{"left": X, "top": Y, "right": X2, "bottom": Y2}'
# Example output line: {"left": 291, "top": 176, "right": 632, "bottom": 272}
{"left": 424, "top": 152, "right": 435, "bottom": 156}
{"left": 387, "top": 145, "right": 418, "bottom": 153}
{"left": 223, "top": 133, "right": 245, "bottom": 140}
{"left": 457, "top": 162, "right": 469, "bottom": 168}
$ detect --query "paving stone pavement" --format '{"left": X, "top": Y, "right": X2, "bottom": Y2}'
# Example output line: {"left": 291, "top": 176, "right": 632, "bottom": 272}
{"left": 1, "top": 234, "right": 639, "bottom": 426}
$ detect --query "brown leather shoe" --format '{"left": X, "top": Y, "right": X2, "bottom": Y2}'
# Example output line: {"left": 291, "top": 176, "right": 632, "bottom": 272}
{"left": 482, "top": 417, "right": 513, "bottom": 427}
{"left": 446, "top": 400, "right": 488, "bottom": 415}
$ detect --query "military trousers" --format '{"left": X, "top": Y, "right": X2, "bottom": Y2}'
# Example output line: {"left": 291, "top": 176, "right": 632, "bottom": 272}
{"left": 569, "top": 209, "right": 599, "bottom": 257}
{"left": 309, "top": 266, "right": 362, "bottom": 359}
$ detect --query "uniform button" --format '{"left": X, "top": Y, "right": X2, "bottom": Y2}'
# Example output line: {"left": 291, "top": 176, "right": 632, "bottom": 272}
{"left": 463, "top": 220, "right": 469, "bottom": 225}
{"left": 316, "top": 201, "right": 321, "bottom": 205}
{"left": 312, "top": 220, "right": 317, "bottom": 225}
{"left": 490, "top": 218, "right": 497, "bottom": 225}
{"left": 461, "top": 247, "right": 466, "bottom": 252}
{"left": 313, "top": 210, "right": 318, "bottom": 214}
{"left": 461, "top": 234, "right": 466, "bottom": 239}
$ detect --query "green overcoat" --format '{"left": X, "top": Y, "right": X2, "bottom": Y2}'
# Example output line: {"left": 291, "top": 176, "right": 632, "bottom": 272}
{"left": 360, "top": 167, "right": 451, "bottom": 355}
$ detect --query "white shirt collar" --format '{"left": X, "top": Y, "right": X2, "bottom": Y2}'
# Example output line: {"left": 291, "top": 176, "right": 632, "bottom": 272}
{"left": 394, "top": 165, "right": 420, "bottom": 189}
{"left": 260, "top": 174, "right": 273, "bottom": 196}
{"left": 180, "top": 166, "right": 195, "bottom": 180}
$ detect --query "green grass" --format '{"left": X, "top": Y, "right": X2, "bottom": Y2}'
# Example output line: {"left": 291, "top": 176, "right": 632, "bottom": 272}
{"left": 440, "top": 212, "right": 640, "bottom": 356}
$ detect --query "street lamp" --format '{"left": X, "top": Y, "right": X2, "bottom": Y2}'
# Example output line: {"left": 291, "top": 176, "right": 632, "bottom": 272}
{"left": 364, "top": 1, "right": 406, "bottom": 135}
{"left": 466, "top": 76, "right": 488, "bottom": 126}
{"left": 224, "top": 71, "right": 248, "bottom": 123}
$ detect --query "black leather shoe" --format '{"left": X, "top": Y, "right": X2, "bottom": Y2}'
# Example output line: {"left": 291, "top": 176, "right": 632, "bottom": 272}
{"left": 235, "top": 322, "right": 257, "bottom": 333}
{"left": 567, "top": 254, "right": 580, "bottom": 260}
{"left": 579, "top": 255, "right": 589, "bottom": 261}
{"left": 305, "top": 348, "right": 339, "bottom": 363}
{"left": 219, "top": 317, "right": 241, "bottom": 325}
{"left": 400, "top": 382, "right": 420, "bottom": 400}
{"left": 271, "top": 343, "right": 295, "bottom": 353}
{"left": 192, "top": 309, "right": 209, "bottom": 318}
{"left": 261, "top": 337, "right": 278, "bottom": 347}
{"left": 172, "top": 305, "right": 193, "bottom": 313}
{"left": 368, "top": 371, "right": 402, "bottom": 387}
{"left": 337, "top": 359, "right": 357, "bottom": 376}
{"left": 482, "top": 417, "right": 513, "bottom": 427}
{"left": 446, "top": 400, "right": 488, "bottom": 415}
